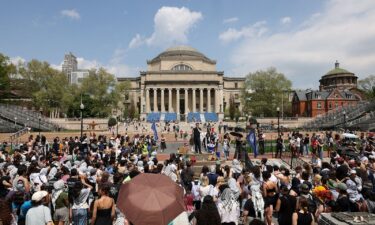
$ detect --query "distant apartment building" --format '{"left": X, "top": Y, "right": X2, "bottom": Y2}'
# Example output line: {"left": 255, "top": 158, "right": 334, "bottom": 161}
{"left": 61, "top": 52, "right": 89, "bottom": 84}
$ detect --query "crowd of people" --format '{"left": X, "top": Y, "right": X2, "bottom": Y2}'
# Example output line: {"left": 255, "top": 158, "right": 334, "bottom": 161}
{"left": 0, "top": 124, "right": 374, "bottom": 225}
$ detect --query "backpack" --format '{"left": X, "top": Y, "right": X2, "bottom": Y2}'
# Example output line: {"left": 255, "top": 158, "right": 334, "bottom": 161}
{"left": 305, "top": 194, "right": 318, "bottom": 214}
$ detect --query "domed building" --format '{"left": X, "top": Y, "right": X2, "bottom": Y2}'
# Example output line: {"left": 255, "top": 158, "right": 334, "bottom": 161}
{"left": 292, "top": 61, "right": 363, "bottom": 117}
{"left": 319, "top": 61, "right": 358, "bottom": 91}
{"left": 118, "top": 46, "right": 245, "bottom": 122}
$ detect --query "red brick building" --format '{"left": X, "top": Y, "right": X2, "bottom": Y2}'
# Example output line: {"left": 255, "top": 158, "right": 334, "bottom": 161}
{"left": 292, "top": 62, "right": 364, "bottom": 117}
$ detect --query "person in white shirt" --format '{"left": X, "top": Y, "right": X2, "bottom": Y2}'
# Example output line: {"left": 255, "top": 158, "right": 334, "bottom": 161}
{"left": 217, "top": 188, "right": 240, "bottom": 225}
{"left": 26, "top": 191, "right": 53, "bottom": 225}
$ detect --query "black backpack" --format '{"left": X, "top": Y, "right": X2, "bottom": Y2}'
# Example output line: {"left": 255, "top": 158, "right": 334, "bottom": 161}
{"left": 305, "top": 194, "right": 318, "bottom": 214}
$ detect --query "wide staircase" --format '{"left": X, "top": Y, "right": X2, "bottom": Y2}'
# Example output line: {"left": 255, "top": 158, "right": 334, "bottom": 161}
{"left": 0, "top": 118, "right": 23, "bottom": 133}
{"left": 0, "top": 104, "right": 57, "bottom": 132}
{"left": 303, "top": 101, "right": 375, "bottom": 130}
{"left": 146, "top": 113, "right": 161, "bottom": 122}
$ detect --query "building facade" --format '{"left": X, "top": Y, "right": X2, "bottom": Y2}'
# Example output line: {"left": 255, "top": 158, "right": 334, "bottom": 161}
{"left": 62, "top": 52, "right": 89, "bottom": 85}
{"left": 292, "top": 62, "right": 363, "bottom": 117}
{"left": 118, "top": 46, "right": 245, "bottom": 122}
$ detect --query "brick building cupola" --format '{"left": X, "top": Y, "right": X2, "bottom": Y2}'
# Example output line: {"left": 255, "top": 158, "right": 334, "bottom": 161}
{"left": 319, "top": 61, "right": 358, "bottom": 91}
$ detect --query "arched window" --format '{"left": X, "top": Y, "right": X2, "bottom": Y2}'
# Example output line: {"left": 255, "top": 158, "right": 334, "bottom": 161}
{"left": 171, "top": 64, "right": 193, "bottom": 71}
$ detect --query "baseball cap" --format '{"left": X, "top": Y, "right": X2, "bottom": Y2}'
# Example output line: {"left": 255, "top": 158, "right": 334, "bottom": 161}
{"left": 32, "top": 191, "right": 48, "bottom": 202}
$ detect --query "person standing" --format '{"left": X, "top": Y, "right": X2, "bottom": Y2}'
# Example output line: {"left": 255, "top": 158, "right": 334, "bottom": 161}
{"left": 91, "top": 185, "right": 115, "bottom": 225}
{"left": 160, "top": 134, "right": 167, "bottom": 153}
{"left": 193, "top": 123, "right": 202, "bottom": 154}
{"left": 276, "top": 135, "right": 283, "bottom": 158}
{"left": 292, "top": 197, "right": 314, "bottom": 225}
{"left": 25, "top": 191, "right": 53, "bottom": 225}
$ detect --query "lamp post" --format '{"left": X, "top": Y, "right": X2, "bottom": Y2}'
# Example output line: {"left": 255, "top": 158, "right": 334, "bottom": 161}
{"left": 38, "top": 115, "right": 41, "bottom": 136}
{"left": 277, "top": 107, "right": 280, "bottom": 136}
{"left": 343, "top": 111, "right": 346, "bottom": 131}
{"left": 116, "top": 116, "right": 119, "bottom": 137}
{"left": 14, "top": 117, "right": 17, "bottom": 128}
{"left": 80, "top": 95, "right": 85, "bottom": 140}
{"left": 333, "top": 116, "right": 336, "bottom": 131}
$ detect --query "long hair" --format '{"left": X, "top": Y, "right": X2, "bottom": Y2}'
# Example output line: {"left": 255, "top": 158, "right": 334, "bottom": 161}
{"left": 298, "top": 196, "right": 309, "bottom": 213}
{"left": 0, "top": 199, "right": 13, "bottom": 225}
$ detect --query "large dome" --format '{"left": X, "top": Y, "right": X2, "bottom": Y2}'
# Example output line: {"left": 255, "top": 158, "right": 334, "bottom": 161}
{"left": 148, "top": 45, "right": 215, "bottom": 64}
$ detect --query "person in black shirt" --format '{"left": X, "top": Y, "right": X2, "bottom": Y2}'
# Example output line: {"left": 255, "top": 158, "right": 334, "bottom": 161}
{"left": 334, "top": 183, "right": 350, "bottom": 212}
{"left": 193, "top": 123, "right": 202, "bottom": 154}
{"left": 275, "top": 185, "right": 297, "bottom": 225}
{"left": 276, "top": 135, "right": 283, "bottom": 158}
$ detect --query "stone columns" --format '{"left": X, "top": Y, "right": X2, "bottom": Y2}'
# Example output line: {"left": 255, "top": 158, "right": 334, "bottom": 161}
{"left": 192, "top": 88, "right": 196, "bottom": 112}
{"left": 146, "top": 88, "right": 150, "bottom": 113}
{"left": 153, "top": 88, "right": 157, "bottom": 112}
{"left": 218, "top": 85, "right": 224, "bottom": 113}
{"left": 176, "top": 88, "right": 180, "bottom": 115}
{"left": 200, "top": 88, "right": 203, "bottom": 112}
{"left": 215, "top": 88, "right": 219, "bottom": 113}
{"left": 207, "top": 88, "right": 211, "bottom": 112}
{"left": 168, "top": 88, "right": 172, "bottom": 112}
{"left": 185, "top": 89, "right": 189, "bottom": 114}
{"left": 161, "top": 89, "right": 165, "bottom": 112}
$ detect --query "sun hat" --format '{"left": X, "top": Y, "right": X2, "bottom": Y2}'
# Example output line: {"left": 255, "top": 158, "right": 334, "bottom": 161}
{"left": 32, "top": 191, "right": 48, "bottom": 202}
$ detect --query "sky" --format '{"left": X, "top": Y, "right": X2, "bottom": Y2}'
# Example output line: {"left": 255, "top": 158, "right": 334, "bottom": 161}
{"left": 1, "top": 0, "right": 375, "bottom": 89}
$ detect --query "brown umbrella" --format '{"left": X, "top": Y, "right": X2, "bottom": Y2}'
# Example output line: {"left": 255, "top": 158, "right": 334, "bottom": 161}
{"left": 117, "top": 173, "right": 186, "bottom": 225}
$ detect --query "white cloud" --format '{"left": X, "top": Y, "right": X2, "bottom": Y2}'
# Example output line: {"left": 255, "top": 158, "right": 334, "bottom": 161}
{"left": 61, "top": 9, "right": 80, "bottom": 20}
{"left": 219, "top": 21, "right": 268, "bottom": 43}
{"left": 228, "top": 0, "right": 375, "bottom": 88}
{"left": 280, "top": 17, "right": 292, "bottom": 25}
{"left": 223, "top": 17, "right": 239, "bottom": 24}
{"left": 128, "top": 34, "right": 145, "bottom": 49}
{"left": 51, "top": 49, "right": 136, "bottom": 76}
{"left": 129, "top": 6, "right": 202, "bottom": 48}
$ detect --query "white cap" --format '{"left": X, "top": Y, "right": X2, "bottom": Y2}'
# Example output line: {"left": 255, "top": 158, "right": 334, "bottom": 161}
{"left": 32, "top": 191, "right": 48, "bottom": 202}
{"left": 350, "top": 169, "right": 357, "bottom": 174}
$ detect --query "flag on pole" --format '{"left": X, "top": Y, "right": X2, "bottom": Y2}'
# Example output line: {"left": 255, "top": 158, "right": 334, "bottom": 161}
{"left": 247, "top": 129, "right": 258, "bottom": 158}
{"left": 151, "top": 122, "right": 158, "bottom": 141}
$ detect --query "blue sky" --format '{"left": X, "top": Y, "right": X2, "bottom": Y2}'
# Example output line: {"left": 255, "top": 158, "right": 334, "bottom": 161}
{"left": 1, "top": 0, "right": 374, "bottom": 88}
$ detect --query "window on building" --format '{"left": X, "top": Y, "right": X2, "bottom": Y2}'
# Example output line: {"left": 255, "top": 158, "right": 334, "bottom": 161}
{"left": 335, "top": 102, "right": 338, "bottom": 108}
{"left": 329, "top": 102, "right": 332, "bottom": 109}
{"left": 317, "top": 102, "right": 322, "bottom": 109}
{"left": 235, "top": 83, "right": 238, "bottom": 88}
{"left": 171, "top": 64, "right": 193, "bottom": 71}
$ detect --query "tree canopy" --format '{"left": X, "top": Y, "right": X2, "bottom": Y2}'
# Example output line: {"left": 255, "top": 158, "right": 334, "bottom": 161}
{"left": 242, "top": 67, "right": 292, "bottom": 117}
{"left": 358, "top": 75, "right": 375, "bottom": 100}
{"left": 0, "top": 54, "right": 16, "bottom": 100}
{"left": 1, "top": 52, "right": 132, "bottom": 118}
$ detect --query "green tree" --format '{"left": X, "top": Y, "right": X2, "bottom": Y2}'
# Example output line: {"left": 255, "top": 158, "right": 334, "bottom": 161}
{"left": 229, "top": 95, "right": 236, "bottom": 120}
{"left": 242, "top": 67, "right": 292, "bottom": 117}
{"left": 17, "top": 59, "right": 71, "bottom": 116}
{"left": 108, "top": 117, "right": 117, "bottom": 127}
{"left": 358, "top": 75, "right": 375, "bottom": 100}
{"left": 78, "top": 68, "right": 119, "bottom": 117}
{"left": 123, "top": 99, "right": 136, "bottom": 119}
{"left": 0, "top": 53, "right": 16, "bottom": 101}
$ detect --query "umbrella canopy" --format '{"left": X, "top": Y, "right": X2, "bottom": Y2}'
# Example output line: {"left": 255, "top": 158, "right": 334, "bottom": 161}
{"left": 117, "top": 173, "right": 185, "bottom": 225}
{"left": 342, "top": 133, "right": 358, "bottom": 139}
{"left": 230, "top": 131, "right": 243, "bottom": 138}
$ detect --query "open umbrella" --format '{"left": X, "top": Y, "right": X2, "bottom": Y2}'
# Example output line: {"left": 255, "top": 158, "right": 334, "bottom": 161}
{"left": 342, "top": 133, "right": 358, "bottom": 139}
{"left": 230, "top": 131, "right": 243, "bottom": 138}
{"left": 117, "top": 173, "right": 185, "bottom": 225}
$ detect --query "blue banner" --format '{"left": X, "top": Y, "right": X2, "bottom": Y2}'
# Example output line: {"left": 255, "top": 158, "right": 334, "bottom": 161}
{"left": 247, "top": 129, "right": 258, "bottom": 158}
{"left": 151, "top": 122, "right": 158, "bottom": 141}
